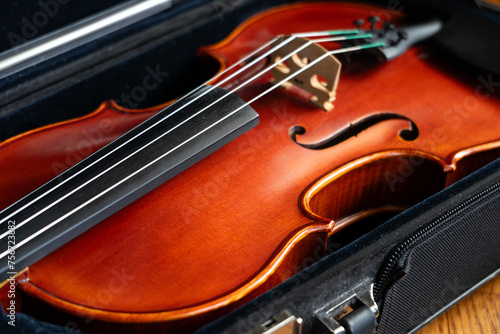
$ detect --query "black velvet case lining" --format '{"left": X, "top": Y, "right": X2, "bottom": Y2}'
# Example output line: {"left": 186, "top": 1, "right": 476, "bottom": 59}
{"left": 0, "top": 1, "right": 125, "bottom": 53}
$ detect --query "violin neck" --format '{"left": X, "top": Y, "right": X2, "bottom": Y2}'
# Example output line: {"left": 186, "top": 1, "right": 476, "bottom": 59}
{"left": 0, "top": 86, "right": 258, "bottom": 279}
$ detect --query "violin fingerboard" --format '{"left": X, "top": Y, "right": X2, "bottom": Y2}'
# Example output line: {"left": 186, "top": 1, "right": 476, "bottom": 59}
{"left": 0, "top": 86, "right": 258, "bottom": 279}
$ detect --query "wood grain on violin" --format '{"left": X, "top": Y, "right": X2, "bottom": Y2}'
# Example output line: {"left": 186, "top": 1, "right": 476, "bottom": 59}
{"left": 1, "top": 2, "right": 499, "bottom": 333}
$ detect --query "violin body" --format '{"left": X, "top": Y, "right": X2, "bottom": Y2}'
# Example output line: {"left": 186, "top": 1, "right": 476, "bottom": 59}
{"left": 1, "top": 2, "right": 500, "bottom": 333}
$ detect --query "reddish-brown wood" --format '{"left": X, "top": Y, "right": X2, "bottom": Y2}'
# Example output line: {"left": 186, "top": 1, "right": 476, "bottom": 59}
{"left": 1, "top": 2, "right": 500, "bottom": 333}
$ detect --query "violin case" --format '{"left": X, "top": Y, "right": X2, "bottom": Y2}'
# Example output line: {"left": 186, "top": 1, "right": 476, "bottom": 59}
{"left": 0, "top": 0, "right": 499, "bottom": 333}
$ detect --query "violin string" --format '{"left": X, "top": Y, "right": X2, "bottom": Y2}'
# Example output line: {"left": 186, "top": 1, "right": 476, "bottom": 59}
{"left": 0, "top": 33, "right": 370, "bottom": 241}
{"left": 149, "top": 33, "right": 376, "bottom": 143}
{"left": 237, "top": 42, "right": 385, "bottom": 111}
{"left": 0, "top": 39, "right": 381, "bottom": 250}
{"left": 118, "top": 29, "right": 361, "bottom": 126}
{"left": 0, "top": 32, "right": 368, "bottom": 232}
{"left": 203, "top": 29, "right": 359, "bottom": 90}
{"left": 118, "top": 29, "right": 360, "bottom": 123}
{"left": 0, "top": 37, "right": 290, "bottom": 228}
{"left": 0, "top": 30, "right": 359, "bottom": 229}
{"left": 0, "top": 36, "right": 377, "bottom": 247}
{"left": 0, "top": 41, "right": 385, "bottom": 257}
{"left": 294, "top": 28, "right": 359, "bottom": 38}
{"left": 0, "top": 35, "right": 377, "bottom": 243}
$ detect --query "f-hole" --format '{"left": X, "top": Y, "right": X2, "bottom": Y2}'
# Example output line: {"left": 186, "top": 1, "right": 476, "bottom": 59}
{"left": 289, "top": 113, "right": 419, "bottom": 150}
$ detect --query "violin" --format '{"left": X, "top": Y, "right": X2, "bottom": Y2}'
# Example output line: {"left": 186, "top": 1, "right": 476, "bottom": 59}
{"left": 1, "top": 2, "right": 499, "bottom": 333}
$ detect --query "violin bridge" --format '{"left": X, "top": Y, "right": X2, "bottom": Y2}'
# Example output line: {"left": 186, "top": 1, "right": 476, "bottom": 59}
{"left": 270, "top": 36, "right": 341, "bottom": 111}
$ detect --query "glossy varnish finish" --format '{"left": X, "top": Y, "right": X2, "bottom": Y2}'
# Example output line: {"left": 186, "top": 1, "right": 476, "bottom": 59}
{"left": 0, "top": 2, "right": 500, "bottom": 332}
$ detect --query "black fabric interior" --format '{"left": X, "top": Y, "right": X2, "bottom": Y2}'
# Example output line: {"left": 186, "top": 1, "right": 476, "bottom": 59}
{"left": 1, "top": 0, "right": 499, "bottom": 332}
{"left": 0, "top": 1, "right": 125, "bottom": 52}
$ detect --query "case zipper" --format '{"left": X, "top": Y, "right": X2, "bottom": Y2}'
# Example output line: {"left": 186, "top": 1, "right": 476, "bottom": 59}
{"left": 373, "top": 182, "right": 500, "bottom": 302}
